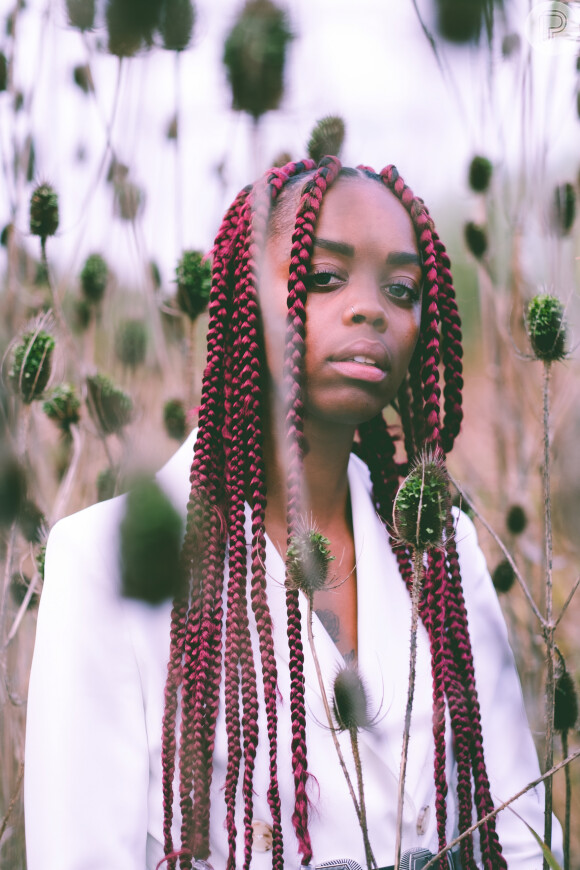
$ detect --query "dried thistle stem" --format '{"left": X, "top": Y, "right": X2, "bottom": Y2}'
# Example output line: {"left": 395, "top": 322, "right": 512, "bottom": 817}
{"left": 349, "top": 726, "right": 376, "bottom": 869}
{"left": 394, "top": 548, "right": 424, "bottom": 870}
{"left": 562, "top": 729, "right": 571, "bottom": 870}
{"left": 542, "top": 360, "right": 555, "bottom": 867}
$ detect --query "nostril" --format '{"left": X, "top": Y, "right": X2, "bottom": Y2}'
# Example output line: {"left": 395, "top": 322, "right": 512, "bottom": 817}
{"left": 352, "top": 313, "right": 366, "bottom": 324}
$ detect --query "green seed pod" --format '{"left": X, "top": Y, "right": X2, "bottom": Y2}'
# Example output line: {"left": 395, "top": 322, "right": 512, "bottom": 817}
{"left": 159, "top": 0, "right": 196, "bottom": 51}
{"left": 80, "top": 253, "right": 109, "bottom": 305}
{"left": 393, "top": 452, "right": 449, "bottom": 551}
{"left": 175, "top": 249, "right": 212, "bottom": 321}
{"left": 114, "top": 179, "right": 145, "bottom": 221}
{"left": 501, "top": 33, "right": 520, "bottom": 58}
{"left": 552, "top": 182, "right": 576, "bottom": 236}
{"left": 114, "top": 319, "right": 148, "bottom": 369}
{"left": 526, "top": 294, "right": 567, "bottom": 362}
{"left": 43, "top": 384, "right": 81, "bottom": 433}
{"left": 97, "top": 467, "right": 118, "bottom": 502}
{"left": 464, "top": 221, "right": 487, "bottom": 259}
{"left": 436, "top": 0, "right": 485, "bottom": 43}
{"left": 36, "top": 544, "right": 46, "bottom": 581}
{"left": 9, "top": 328, "right": 55, "bottom": 403}
{"left": 149, "top": 260, "right": 162, "bottom": 291}
{"left": 271, "top": 151, "right": 292, "bottom": 168}
{"left": 163, "top": 398, "right": 187, "bottom": 440}
{"left": 120, "top": 477, "right": 184, "bottom": 603}
{"left": 468, "top": 155, "right": 493, "bottom": 193}
{"left": 1, "top": 223, "right": 13, "bottom": 247}
{"left": 0, "top": 450, "right": 26, "bottom": 527}
{"left": 223, "top": 0, "right": 293, "bottom": 120}
{"left": 71, "top": 298, "right": 93, "bottom": 333}
{"left": 554, "top": 667, "right": 578, "bottom": 732}
{"left": 73, "top": 63, "right": 94, "bottom": 94}
{"left": 0, "top": 51, "right": 7, "bottom": 92}
{"left": 18, "top": 499, "right": 47, "bottom": 544}
{"left": 166, "top": 114, "right": 178, "bottom": 140}
{"left": 29, "top": 183, "right": 59, "bottom": 241}
{"left": 105, "top": 0, "right": 162, "bottom": 57}
{"left": 307, "top": 115, "right": 346, "bottom": 164}
{"left": 86, "top": 373, "right": 133, "bottom": 436}
{"left": 332, "top": 665, "right": 372, "bottom": 732}
{"left": 285, "top": 527, "right": 335, "bottom": 597}
{"left": 506, "top": 504, "right": 527, "bottom": 535}
{"left": 26, "top": 138, "right": 36, "bottom": 184}
{"left": 492, "top": 559, "right": 515, "bottom": 594}
{"left": 66, "top": 0, "right": 96, "bottom": 30}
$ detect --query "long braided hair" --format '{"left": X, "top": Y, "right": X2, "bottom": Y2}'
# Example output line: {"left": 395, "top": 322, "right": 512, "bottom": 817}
{"left": 160, "top": 156, "right": 507, "bottom": 870}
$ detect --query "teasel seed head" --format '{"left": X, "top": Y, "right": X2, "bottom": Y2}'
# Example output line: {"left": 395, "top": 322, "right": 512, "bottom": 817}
{"left": 332, "top": 665, "right": 372, "bottom": 732}
{"left": 506, "top": 503, "right": 527, "bottom": 535}
{"left": 468, "top": 155, "right": 493, "bottom": 193}
{"left": 114, "top": 319, "right": 148, "bottom": 369}
{"left": 8, "top": 325, "right": 56, "bottom": 403}
{"left": 80, "top": 253, "right": 109, "bottom": 305}
{"left": 492, "top": 559, "right": 515, "bottom": 594}
{"left": 73, "top": 63, "right": 94, "bottom": 94}
{"left": 285, "top": 526, "right": 334, "bottom": 598}
{"left": 554, "top": 664, "right": 578, "bottom": 733}
{"left": 18, "top": 499, "right": 47, "bottom": 545}
{"left": 0, "top": 51, "right": 7, "bottom": 92}
{"left": 526, "top": 293, "right": 567, "bottom": 362}
{"left": 0, "top": 450, "right": 26, "bottom": 527}
{"left": 464, "top": 221, "right": 487, "bottom": 259}
{"left": 29, "top": 183, "right": 59, "bottom": 242}
{"left": 160, "top": 0, "right": 196, "bottom": 51}
{"left": 175, "top": 249, "right": 212, "bottom": 322}
{"left": 552, "top": 182, "right": 576, "bottom": 236}
{"left": 163, "top": 398, "right": 187, "bottom": 440}
{"left": 120, "top": 476, "right": 184, "bottom": 603}
{"left": 307, "top": 115, "right": 346, "bottom": 164}
{"left": 43, "top": 383, "right": 81, "bottom": 433}
{"left": 86, "top": 373, "right": 133, "bottom": 436}
{"left": 97, "top": 467, "right": 118, "bottom": 502}
{"left": 66, "top": 0, "right": 95, "bottom": 30}
{"left": 393, "top": 450, "right": 449, "bottom": 551}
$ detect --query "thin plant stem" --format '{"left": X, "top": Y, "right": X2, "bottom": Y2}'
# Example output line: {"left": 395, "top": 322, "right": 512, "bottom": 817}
{"left": 562, "top": 730, "right": 570, "bottom": 870}
{"left": 0, "top": 759, "right": 24, "bottom": 844}
{"left": 421, "top": 748, "right": 580, "bottom": 870}
{"left": 349, "top": 727, "right": 376, "bottom": 869}
{"left": 394, "top": 549, "right": 424, "bottom": 870}
{"left": 554, "top": 574, "right": 580, "bottom": 629}
{"left": 3, "top": 571, "right": 38, "bottom": 649}
{"left": 51, "top": 423, "right": 84, "bottom": 522}
{"left": 542, "top": 361, "right": 555, "bottom": 867}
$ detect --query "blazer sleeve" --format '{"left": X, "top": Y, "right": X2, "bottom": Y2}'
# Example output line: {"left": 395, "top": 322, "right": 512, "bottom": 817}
{"left": 25, "top": 500, "right": 150, "bottom": 870}
{"left": 454, "top": 510, "right": 564, "bottom": 869}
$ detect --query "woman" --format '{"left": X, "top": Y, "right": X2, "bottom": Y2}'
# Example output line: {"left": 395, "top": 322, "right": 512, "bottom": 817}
{"left": 25, "top": 157, "right": 562, "bottom": 869}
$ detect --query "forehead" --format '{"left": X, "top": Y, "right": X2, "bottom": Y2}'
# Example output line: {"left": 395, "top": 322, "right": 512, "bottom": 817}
{"left": 268, "top": 175, "right": 418, "bottom": 256}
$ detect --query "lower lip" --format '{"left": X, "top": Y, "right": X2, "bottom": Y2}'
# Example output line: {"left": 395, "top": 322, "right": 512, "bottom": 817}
{"left": 329, "top": 360, "right": 388, "bottom": 383}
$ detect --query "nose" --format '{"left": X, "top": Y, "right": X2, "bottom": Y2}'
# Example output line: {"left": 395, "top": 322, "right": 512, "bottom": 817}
{"left": 343, "top": 284, "right": 387, "bottom": 332}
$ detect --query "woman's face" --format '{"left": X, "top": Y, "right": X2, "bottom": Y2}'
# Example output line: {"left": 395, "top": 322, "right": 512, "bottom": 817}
{"left": 258, "top": 175, "right": 423, "bottom": 428}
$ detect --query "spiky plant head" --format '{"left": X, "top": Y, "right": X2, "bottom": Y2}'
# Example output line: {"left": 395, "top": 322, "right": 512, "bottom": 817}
{"left": 114, "top": 179, "right": 145, "bottom": 221}
{"left": 43, "top": 383, "right": 81, "bottom": 433}
{"left": 86, "top": 373, "right": 133, "bottom": 435}
{"left": 9, "top": 327, "right": 55, "bottom": 403}
{"left": 492, "top": 559, "right": 515, "bottom": 594}
{"left": 80, "top": 253, "right": 109, "bottom": 305}
{"left": 163, "top": 398, "right": 187, "bottom": 440}
{"left": 223, "top": 0, "right": 293, "bottom": 120}
{"left": 464, "top": 221, "right": 487, "bottom": 259}
{"left": 506, "top": 503, "right": 527, "bottom": 535}
{"left": 73, "top": 64, "right": 94, "bottom": 94}
{"left": 18, "top": 499, "right": 47, "bottom": 545}
{"left": 0, "top": 450, "right": 26, "bottom": 527}
{"left": 106, "top": 0, "right": 162, "bottom": 57}
{"left": 66, "top": 0, "right": 95, "bottom": 30}
{"left": 393, "top": 452, "right": 449, "bottom": 551}
{"left": 307, "top": 116, "right": 346, "bottom": 164}
{"left": 114, "top": 319, "right": 148, "bottom": 369}
{"left": 160, "top": 0, "right": 196, "bottom": 51}
{"left": 526, "top": 294, "right": 567, "bottom": 362}
{"left": 552, "top": 182, "right": 576, "bottom": 236}
{"left": 175, "top": 249, "right": 212, "bottom": 321}
{"left": 97, "top": 467, "right": 118, "bottom": 501}
{"left": 332, "top": 665, "right": 372, "bottom": 732}
{"left": 285, "top": 526, "right": 334, "bottom": 598}
{"left": 120, "top": 476, "right": 184, "bottom": 603}
{"left": 30, "top": 183, "right": 59, "bottom": 241}
{"left": 554, "top": 666, "right": 578, "bottom": 732}
{"left": 468, "top": 155, "right": 493, "bottom": 192}
{"left": 436, "top": 0, "right": 485, "bottom": 44}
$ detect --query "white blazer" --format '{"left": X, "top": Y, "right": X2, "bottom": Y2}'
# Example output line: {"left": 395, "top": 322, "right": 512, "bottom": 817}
{"left": 25, "top": 431, "right": 562, "bottom": 869}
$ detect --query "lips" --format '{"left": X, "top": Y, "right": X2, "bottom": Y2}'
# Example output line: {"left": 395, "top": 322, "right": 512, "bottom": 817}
{"left": 328, "top": 341, "right": 391, "bottom": 383}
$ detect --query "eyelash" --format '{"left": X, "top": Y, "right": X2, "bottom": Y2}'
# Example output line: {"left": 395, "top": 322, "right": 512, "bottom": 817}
{"left": 306, "top": 270, "right": 421, "bottom": 303}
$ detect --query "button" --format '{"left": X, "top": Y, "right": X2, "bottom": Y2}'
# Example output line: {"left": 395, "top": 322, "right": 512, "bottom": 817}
{"left": 252, "top": 819, "right": 273, "bottom": 852}
{"left": 416, "top": 804, "right": 431, "bottom": 836}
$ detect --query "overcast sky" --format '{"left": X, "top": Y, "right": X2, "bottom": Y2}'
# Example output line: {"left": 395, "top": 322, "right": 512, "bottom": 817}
{"left": 1, "top": 0, "right": 579, "bottom": 290}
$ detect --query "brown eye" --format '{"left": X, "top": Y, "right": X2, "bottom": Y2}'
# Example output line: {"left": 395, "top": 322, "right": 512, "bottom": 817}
{"left": 306, "top": 271, "right": 343, "bottom": 291}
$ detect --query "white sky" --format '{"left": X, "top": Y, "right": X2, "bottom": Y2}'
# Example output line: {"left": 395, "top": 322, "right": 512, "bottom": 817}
{"left": 1, "top": 0, "right": 579, "bottom": 290}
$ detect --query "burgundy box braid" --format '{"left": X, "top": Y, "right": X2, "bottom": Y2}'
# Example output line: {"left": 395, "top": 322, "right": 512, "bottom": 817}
{"left": 159, "top": 157, "right": 506, "bottom": 870}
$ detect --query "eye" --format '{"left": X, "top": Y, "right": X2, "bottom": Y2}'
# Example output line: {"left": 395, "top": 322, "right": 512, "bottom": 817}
{"left": 384, "top": 281, "right": 421, "bottom": 304}
{"left": 306, "top": 270, "right": 344, "bottom": 291}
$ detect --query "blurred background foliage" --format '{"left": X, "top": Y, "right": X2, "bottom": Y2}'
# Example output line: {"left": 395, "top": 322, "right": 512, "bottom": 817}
{"left": 0, "top": 0, "right": 579, "bottom": 866}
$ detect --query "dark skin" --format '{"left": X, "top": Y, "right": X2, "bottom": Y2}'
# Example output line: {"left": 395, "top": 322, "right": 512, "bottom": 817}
{"left": 258, "top": 177, "right": 423, "bottom": 659}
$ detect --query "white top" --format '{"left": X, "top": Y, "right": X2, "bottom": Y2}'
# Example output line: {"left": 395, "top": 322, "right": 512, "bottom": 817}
{"left": 25, "top": 430, "right": 563, "bottom": 869}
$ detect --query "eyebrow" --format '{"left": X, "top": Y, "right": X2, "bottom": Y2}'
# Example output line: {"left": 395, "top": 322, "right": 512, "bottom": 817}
{"left": 313, "top": 237, "right": 422, "bottom": 268}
